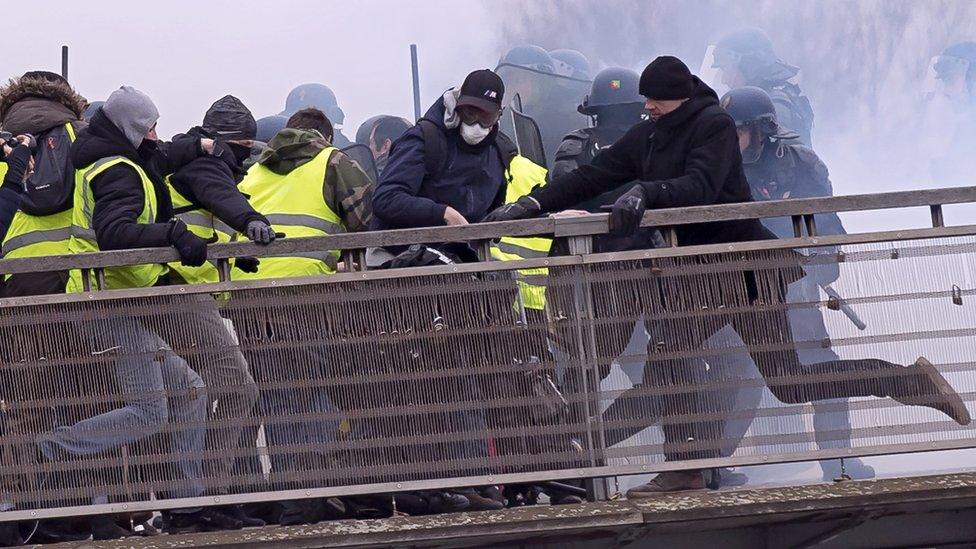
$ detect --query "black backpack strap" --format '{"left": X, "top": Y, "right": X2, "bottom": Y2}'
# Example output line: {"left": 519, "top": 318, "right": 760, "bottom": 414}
{"left": 417, "top": 118, "right": 445, "bottom": 178}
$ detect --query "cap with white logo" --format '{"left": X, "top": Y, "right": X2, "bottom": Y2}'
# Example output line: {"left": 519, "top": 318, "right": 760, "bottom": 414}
{"left": 456, "top": 69, "right": 505, "bottom": 113}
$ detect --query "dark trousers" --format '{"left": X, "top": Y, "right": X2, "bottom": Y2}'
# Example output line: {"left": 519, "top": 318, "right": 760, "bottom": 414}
{"left": 566, "top": 256, "right": 925, "bottom": 462}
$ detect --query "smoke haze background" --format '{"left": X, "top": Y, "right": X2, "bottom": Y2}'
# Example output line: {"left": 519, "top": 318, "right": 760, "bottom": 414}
{"left": 495, "top": 0, "right": 976, "bottom": 231}
{"left": 6, "top": 0, "right": 974, "bottom": 229}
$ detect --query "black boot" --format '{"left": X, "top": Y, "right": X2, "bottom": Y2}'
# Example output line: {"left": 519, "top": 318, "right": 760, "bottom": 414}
{"left": 0, "top": 522, "right": 23, "bottom": 547}
{"left": 424, "top": 491, "right": 469, "bottom": 514}
{"left": 893, "top": 357, "right": 971, "bottom": 425}
{"left": 163, "top": 508, "right": 243, "bottom": 534}
{"left": 90, "top": 515, "right": 132, "bottom": 541}
{"left": 219, "top": 505, "right": 265, "bottom": 528}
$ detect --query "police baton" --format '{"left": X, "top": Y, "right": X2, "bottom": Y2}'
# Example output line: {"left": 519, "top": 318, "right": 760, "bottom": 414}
{"left": 822, "top": 284, "right": 867, "bottom": 331}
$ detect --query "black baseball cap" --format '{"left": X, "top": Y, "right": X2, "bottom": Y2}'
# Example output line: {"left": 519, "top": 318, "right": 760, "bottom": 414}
{"left": 456, "top": 69, "right": 505, "bottom": 113}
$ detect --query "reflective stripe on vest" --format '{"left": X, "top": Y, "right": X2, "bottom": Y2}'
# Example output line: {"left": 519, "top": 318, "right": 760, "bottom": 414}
{"left": 166, "top": 179, "right": 236, "bottom": 285}
{"left": 66, "top": 155, "right": 167, "bottom": 292}
{"left": 235, "top": 146, "right": 343, "bottom": 280}
{"left": 0, "top": 123, "right": 77, "bottom": 277}
{"left": 489, "top": 155, "right": 552, "bottom": 311}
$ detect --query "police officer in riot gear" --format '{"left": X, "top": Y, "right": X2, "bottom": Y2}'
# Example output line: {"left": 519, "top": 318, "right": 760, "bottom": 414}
{"left": 551, "top": 66, "right": 661, "bottom": 251}
{"left": 720, "top": 85, "right": 874, "bottom": 481}
{"left": 709, "top": 27, "right": 815, "bottom": 147}
{"left": 552, "top": 67, "right": 645, "bottom": 188}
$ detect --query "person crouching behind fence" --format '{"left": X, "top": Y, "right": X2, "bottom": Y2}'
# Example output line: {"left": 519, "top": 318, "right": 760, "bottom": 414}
{"left": 231, "top": 107, "right": 377, "bottom": 525}
{"left": 49, "top": 85, "right": 249, "bottom": 533}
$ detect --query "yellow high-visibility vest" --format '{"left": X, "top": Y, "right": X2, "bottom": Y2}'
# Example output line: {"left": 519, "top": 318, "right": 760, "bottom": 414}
{"left": 235, "top": 146, "right": 344, "bottom": 280}
{"left": 489, "top": 155, "right": 552, "bottom": 311}
{"left": 67, "top": 155, "right": 167, "bottom": 291}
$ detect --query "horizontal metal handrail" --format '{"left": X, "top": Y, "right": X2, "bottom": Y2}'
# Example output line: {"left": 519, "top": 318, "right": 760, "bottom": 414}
{"left": 1, "top": 223, "right": 972, "bottom": 309}
{"left": 0, "top": 186, "right": 972, "bottom": 276}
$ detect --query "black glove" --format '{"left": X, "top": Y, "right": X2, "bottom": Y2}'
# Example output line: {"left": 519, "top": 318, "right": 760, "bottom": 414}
{"left": 608, "top": 184, "right": 647, "bottom": 236}
{"left": 246, "top": 219, "right": 276, "bottom": 245}
{"left": 167, "top": 219, "right": 209, "bottom": 267}
{"left": 234, "top": 256, "right": 260, "bottom": 273}
{"left": 1, "top": 145, "right": 31, "bottom": 193}
{"left": 482, "top": 195, "right": 542, "bottom": 223}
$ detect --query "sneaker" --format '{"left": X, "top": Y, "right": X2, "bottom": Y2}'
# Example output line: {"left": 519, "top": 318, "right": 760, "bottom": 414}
{"left": 219, "top": 505, "right": 265, "bottom": 528}
{"left": 90, "top": 515, "right": 132, "bottom": 541}
{"left": 163, "top": 508, "right": 243, "bottom": 534}
{"left": 426, "top": 491, "right": 470, "bottom": 514}
{"left": 625, "top": 470, "right": 706, "bottom": 499}
{"left": 550, "top": 493, "right": 584, "bottom": 505}
{"left": 131, "top": 520, "right": 160, "bottom": 537}
{"left": 479, "top": 486, "right": 507, "bottom": 506}
{"left": 894, "top": 357, "right": 971, "bottom": 425}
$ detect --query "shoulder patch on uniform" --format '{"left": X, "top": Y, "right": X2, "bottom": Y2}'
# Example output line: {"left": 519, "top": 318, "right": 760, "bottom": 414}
{"left": 555, "top": 134, "right": 585, "bottom": 158}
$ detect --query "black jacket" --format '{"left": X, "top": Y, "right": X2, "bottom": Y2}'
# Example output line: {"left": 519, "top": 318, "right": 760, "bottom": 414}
{"left": 371, "top": 97, "right": 508, "bottom": 231}
{"left": 168, "top": 128, "right": 267, "bottom": 232}
{"left": 531, "top": 78, "right": 774, "bottom": 247}
{"left": 70, "top": 109, "right": 202, "bottom": 251}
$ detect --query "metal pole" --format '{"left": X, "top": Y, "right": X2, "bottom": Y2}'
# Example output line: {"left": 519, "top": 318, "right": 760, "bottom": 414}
{"left": 61, "top": 45, "right": 68, "bottom": 81}
{"left": 410, "top": 44, "right": 422, "bottom": 121}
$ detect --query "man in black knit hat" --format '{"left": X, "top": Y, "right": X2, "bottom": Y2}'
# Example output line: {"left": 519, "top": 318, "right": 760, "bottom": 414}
{"left": 485, "top": 56, "right": 970, "bottom": 495}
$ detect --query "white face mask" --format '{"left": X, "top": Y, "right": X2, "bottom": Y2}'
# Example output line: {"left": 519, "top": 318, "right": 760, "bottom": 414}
{"left": 460, "top": 122, "right": 491, "bottom": 145}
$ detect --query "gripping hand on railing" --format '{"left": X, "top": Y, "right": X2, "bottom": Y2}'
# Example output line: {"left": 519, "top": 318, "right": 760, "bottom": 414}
{"left": 245, "top": 219, "right": 276, "bottom": 245}
{"left": 608, "top": 184, "right": 647, "bottom": 236}
{"left": 167, "top": 219, "right": 209, "bottom": 267}
{"left": 482, "top": 195, "right": 541, "bottom": 223}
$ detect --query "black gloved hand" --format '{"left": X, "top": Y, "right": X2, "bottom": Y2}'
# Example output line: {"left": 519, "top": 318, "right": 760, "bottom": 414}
{"left": 167, "top": 219, "right": 209, "bottom": 267}
{"left": 234, "top": 256, "right": 260, "bottom": 273}
{"left": 246, "top": 219, "right": 276, "bottom": 245}
{"left": 482, "top": 195, "right": 542, "bottom": 223}
{"left": 1, "top": 145, "right": 31, "bottom": 193}
{"left": 608, "top": 184, "right": 647, "bottom": 236}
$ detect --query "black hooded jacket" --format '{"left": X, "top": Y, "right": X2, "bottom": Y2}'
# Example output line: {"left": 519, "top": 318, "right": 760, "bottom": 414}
{"left": 70, "top": 109, "right": 202, "bottom": 251}
{"left": 530, "top": 78, "right": 775, "bottom": 247}
{"left": 168, "top": 127, "right": 267, "bottom": 232}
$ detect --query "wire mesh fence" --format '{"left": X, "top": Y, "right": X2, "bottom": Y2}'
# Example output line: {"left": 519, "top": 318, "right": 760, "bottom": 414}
{"left": 0, "top": 231, "right": 974, "bottom": 520}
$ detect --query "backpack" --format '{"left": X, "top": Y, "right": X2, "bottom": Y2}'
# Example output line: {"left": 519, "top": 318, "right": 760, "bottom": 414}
{"left": 416, "top": 118, "right": 517, "bottom": 180}
{"left": 19, "top": 122, "right": 80, "bottom": 216}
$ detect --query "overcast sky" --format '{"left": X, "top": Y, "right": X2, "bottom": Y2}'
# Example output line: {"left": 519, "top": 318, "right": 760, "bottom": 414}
{"left": 7, "top": 0, "right": 499, "bottom": 138}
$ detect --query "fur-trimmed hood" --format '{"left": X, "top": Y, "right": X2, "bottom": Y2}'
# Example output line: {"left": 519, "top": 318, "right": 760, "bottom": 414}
{"left": 0, "top": 75, "right": 87, "bottom": 134}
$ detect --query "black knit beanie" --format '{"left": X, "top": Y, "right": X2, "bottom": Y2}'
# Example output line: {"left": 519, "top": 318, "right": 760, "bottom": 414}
{"left": 639, "top": 56, "right": 694, "bottom": 100}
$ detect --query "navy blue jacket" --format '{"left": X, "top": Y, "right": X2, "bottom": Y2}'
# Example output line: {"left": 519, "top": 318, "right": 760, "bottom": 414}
{"left": 370, "top": 98, "right": 507, "bottom": 231}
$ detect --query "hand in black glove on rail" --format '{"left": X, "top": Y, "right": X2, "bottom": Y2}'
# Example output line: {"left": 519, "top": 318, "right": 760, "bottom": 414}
{"left": 608, "top": 184, "right": 647, "bottom": 236}
{"left": 168, "top": 219, "right": 209, "bottom": 267}
{"left": 246, "top": 219, "right": 276, "bottom": 245}
{"left": 482, "top": 195, "right": 542, "bottom": 223}
{"left": 234, "top": 256, "right": 260, "bottom": 273}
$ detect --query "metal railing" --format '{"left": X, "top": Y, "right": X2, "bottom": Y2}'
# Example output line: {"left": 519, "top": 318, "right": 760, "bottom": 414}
{"left": 0, "top": 186, "right": 974, "bottom": 521}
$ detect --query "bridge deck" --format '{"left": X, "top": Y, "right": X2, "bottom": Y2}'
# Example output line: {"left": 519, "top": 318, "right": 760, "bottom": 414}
{"left": 46, "top": 472, "right": 976, "bottom": 548}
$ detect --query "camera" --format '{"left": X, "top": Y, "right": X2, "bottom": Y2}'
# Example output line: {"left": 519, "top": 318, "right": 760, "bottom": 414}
{"left": 0, "top": 131, "right": 36, "bottom": 151}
